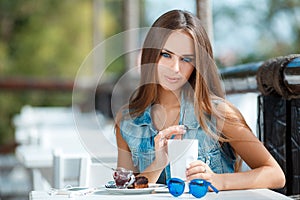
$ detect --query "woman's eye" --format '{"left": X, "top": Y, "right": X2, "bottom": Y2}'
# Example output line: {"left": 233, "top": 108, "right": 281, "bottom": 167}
{"left": 160, "top": 52, "right": 171, "bottom": 58}
{"left": 182, "top": 57, "right": 193, "bottom": 63}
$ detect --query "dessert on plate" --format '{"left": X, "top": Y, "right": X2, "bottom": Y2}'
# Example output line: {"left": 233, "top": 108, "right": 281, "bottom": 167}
{"left": 112, "top": 167, "right": 149, "bottom": 189}
{"left": 133, "top": 176, "right": 149, "bottom": 189}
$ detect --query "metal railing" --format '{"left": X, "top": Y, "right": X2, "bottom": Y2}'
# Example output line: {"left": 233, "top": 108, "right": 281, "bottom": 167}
{"left": 220, "top": 56, "right": 300, "bottom": 94}
{"left": 220, "top": 61, "right": 263, "bottom": 94}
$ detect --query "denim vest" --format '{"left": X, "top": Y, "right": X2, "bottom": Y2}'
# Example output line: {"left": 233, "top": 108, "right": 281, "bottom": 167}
{"left": 120, "top": 95, "right": 236, "bottom": 183}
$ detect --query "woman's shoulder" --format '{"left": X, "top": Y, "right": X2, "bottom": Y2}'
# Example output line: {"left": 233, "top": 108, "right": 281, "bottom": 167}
{"left": 211, "top": 96, "right": 250, "bottom": 134}
{"left": 118, "top": 105, "right": 152, "bottom": 126}
{"left": 211, "top": 96, "right": 242, "bottom": 118}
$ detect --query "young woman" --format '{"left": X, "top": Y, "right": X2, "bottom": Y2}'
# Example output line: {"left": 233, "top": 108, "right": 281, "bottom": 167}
{"left": 114, "top": 9, "right": 285, "bottom": 190}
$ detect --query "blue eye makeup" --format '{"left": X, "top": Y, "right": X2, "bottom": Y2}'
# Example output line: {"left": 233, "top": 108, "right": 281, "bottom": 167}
{"left": 160, "top": 49, "right": 194, "bottom": 64}
{"left": 182, "top": 57, "right": 193, "bottom": 63}
{"left": 160, "top": 52, "right": 171, "bottom": 58}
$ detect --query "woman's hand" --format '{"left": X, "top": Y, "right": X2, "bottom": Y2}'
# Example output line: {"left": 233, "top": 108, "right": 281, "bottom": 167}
{"left": 139, "top": 125, "right": 186, "bottom": 183}
{"left": 154, "top": 125, "right": 186, "bottom": 151}
{"left": 153, "top": 125, "right": 186, "bottom": 165}
{"left": 186, "top": 160, "right": 218, "bottom": 190}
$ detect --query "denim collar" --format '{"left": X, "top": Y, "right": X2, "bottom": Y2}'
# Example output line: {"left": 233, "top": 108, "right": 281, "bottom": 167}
{"left": 131, "top": 92, "right": 200, "bottom": 130}
{"left": 133, "top": 106, "right": 152, "bottom": 126}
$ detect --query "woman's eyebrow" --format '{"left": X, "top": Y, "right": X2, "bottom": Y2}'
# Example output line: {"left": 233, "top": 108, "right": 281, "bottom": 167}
{"left": 162, "top": 48, "right": 194, "bottom": 57}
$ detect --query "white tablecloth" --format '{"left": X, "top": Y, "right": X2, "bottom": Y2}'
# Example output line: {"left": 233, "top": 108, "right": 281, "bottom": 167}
{"left": 30, "top": 188, "right": 292, "bottom": 200}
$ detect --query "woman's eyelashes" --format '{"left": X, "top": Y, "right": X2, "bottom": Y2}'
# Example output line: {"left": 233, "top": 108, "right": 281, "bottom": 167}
{"left": 160, "top": 51, "right": 193, "bottom": 63}
{"left": 182, "top": 57, "right": 193, "bottom": 63}
{"left": 160, "top": 52, "right": 171, "bottom": 59}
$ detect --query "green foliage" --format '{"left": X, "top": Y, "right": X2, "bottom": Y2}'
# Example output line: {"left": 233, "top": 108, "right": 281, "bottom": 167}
{"left": 0, "top": 0, "right": 92, "bottom": 77}
{"left": 0, "top": 0, "right": 93, "bottom": 145}
{"left": 0, "top": 0, "right": 129, "bottom": 146}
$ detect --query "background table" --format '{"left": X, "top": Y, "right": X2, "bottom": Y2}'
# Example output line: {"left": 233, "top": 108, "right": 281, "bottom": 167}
{"left": 14, "top": 106, "right": 118, "bottom": 190}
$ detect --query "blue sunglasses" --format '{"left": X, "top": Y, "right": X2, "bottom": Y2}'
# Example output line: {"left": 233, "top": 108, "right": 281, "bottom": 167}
{"left": 167, "top": 178, "right": 219, "bottom": 198}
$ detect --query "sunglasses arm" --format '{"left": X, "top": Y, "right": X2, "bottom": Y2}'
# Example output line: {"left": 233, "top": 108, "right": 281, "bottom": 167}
{"left": 208, "top": 183, "right": 219, "bottom": 194}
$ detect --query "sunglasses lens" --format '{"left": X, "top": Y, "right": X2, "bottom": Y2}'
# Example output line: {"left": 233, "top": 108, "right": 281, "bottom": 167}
{"left": 167, "top": 178, "right": 185, "bottom": 197}
{"left": 189, "top": 179, "right": 208, "bottom": 198}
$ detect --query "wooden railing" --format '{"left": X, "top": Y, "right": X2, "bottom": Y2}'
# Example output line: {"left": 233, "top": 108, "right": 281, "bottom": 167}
{"left": 0, "top": 77, "right": 73, "bottom": 91}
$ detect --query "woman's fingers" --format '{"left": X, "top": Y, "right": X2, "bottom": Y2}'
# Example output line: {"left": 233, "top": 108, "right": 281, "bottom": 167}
{"left": 186, "top": 171, "right": 212, "bottom": 181}
{"left": 154, "top": 125, "right": 186, "bottom": 151}
{"left": 159, "top": 125, "right": 186, "bottom": 139}
{"left": 153, "top": 125, "right": 187, "bottom": 168}
{"left": 186, "top": 160, "right": 212, "bottom": 181}
{"left": 154, "top": 131, "right": 166, "bottom": 148}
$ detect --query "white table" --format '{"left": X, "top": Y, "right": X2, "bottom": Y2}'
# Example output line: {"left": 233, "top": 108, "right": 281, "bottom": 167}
{"left": 30, "top": 188, "right": 293, "bottom": 200}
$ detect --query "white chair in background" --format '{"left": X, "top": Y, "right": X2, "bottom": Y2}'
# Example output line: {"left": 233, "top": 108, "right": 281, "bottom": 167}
{"left": 13, "top": 105, "right": 76, "bottom": 145}
{"left": 39, "top": 126, "right": 86, "bottom": 154}
{"left": 80, "top": 158, "right": 117, "bottom": 187}
{"left": 52, "top": 149, "right": 90, "bottom": 189}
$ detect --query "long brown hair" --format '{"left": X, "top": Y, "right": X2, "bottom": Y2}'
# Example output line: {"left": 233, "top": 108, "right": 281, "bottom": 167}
{"left": 127, "top": 10, "right": 226, "bottom": 133}
{"left": 116, "top": 10, "right": 249, "bottom": 171}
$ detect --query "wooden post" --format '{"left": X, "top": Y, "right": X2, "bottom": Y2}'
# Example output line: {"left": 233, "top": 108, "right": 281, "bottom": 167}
{"left": 123, "top": 0, "right": 140, "bottom": 71}
{"left": 196, "top": 0, "right": 214, "bottom": 45}
{"left": 93, "top": 0, "right": 105, "bottom": 76}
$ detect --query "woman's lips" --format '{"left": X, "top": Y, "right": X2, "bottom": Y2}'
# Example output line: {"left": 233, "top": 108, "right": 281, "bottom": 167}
{"left": 165, "top": 75, "right": 181, "bottom": 83}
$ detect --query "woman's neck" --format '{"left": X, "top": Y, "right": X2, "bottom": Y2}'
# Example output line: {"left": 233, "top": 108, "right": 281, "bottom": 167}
{"left": 152, "top": 87, "right": 181, "bottom": 131}
{"left": 157, "top": 87, "right": 181, "bottom": 108}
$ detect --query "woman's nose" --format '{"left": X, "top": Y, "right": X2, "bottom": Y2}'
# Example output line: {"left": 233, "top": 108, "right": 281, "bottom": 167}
{"left": 170, "top": 58, "right": 180, "bottom": 73}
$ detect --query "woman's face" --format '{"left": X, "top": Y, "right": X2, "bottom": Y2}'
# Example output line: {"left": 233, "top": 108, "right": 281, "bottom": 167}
{"left": 157, "top": 30, "right": 195, "bottom": 92}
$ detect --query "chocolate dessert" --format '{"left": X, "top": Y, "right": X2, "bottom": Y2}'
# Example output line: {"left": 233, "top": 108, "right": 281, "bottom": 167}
{"left": 133, "top": 176, "right": 149, "bottom": 188}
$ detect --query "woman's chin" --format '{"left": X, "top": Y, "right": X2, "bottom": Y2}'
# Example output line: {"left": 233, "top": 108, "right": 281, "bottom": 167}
{"left": 160, "top": 84, "right": 182, "bottom": 92}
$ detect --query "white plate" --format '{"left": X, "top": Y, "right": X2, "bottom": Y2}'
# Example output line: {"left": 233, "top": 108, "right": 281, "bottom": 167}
{"left": 105, "top": 184, "right": 167, "bottom": 195}
{"left": 105, "top": 187, "right": 154, "bottom": 195}
{"left": 150, "top": 184, "right": 169, "bottom": 193}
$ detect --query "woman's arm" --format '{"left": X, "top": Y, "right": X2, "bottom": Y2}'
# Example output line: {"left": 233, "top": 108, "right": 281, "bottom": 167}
{"left": 115, "top": 126, "right": 137, "bottom": 172}
{"left": 115, "top": 125, "right": 166, "bottom": 182}
{"left": 216, "top": 118, "right": 285, "bottom": 190}
{"left": 186, "top": 101, "right": 285, "bottom": 190}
